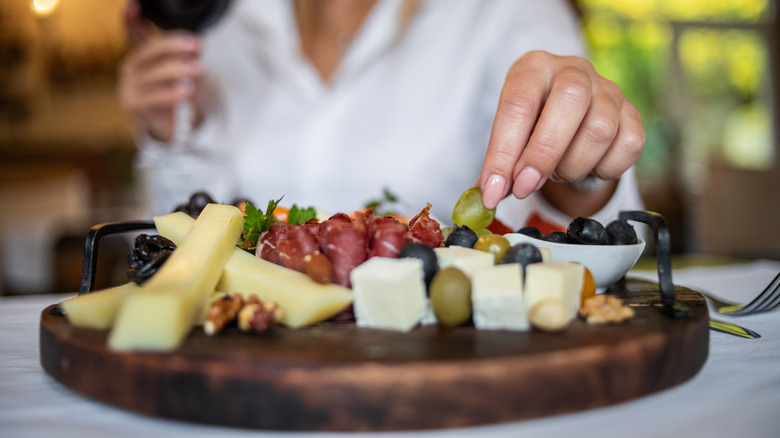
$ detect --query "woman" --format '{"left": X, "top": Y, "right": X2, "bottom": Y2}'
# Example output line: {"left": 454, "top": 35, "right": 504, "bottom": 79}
{"left": 119, "top": 0, "right": 644, "bottom": 230}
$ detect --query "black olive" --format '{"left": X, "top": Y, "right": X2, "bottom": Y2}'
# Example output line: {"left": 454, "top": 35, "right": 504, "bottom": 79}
{"left": 516, "top": 225, "right": 543, "bottom": 239}
{"left": 127, "top": 234, "right": 177, "bottom": 284}
{"left": 398, "top": 243, "right": 439, "bottom": 289}
{"left": 187, "top": 191, "right": 215, "bottom": 216}
{"left": 500, "top": 243, "right": 543, "bottom": 270}
{"left": 445, "top": 225, "right": 478, "bottom": 248}
{"left": 567, "top": 217, "right": 608, "bottom": 245}
{"left": 542, "top": 231, "right": 568, "bottom": 244}
{"left": 606, "top": 219, "right": 638, "bottom": 245}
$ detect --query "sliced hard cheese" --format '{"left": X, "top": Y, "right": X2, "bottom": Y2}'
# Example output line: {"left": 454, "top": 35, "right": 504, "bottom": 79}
{"left": 471, "top": 264, "right": 528, "bottom": 331}
{"left": 153, "top": 211, "right": 193, "bottom": 243}
{"left": 154, "top": 211, "right": 353, "bottom": 328}
{"left": 217, "top": 251, "right": 353, "bottom": 328}
{"left": 524, "top": 262, "right": 584, "bottom": 320}
{"left": 434, "top": 246, "right": 494, "bottom": 279}
{"left": 351, "top": 257, "right": 427, "bottom": 332}
{"left": 61, "top": 282, "right": 140, "bottom": 330}
{"left": 108, "top": 204, "right": 244, "bottom": 351}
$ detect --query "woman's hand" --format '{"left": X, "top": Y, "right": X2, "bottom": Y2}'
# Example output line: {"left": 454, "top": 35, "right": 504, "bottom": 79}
{"left": 479, "top": 51, "right": 644, "bottom": 215}
{"left": 117, "top": 0, "right": 203, "bottom": 143}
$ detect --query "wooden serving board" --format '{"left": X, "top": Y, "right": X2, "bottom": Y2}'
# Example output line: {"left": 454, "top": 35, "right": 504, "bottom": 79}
{"left": 39, "top": 279, "right": 709, "bottom": 431}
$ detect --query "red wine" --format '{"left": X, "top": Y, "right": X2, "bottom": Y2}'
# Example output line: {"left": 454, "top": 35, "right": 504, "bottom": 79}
{"left": 138, "top": 0, "right": 232, "bottom": 32}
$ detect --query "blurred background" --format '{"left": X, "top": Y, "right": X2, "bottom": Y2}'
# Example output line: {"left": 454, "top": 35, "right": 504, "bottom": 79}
{"left": 1, "top": 0, "right": 778, "bottom": 295}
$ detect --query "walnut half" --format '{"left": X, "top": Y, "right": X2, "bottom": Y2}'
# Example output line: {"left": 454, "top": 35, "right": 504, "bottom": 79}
{"left": 238, "top": 296, "right": 284, "bottom": 333}
{"left": 579, "top": 295, "right": 635, "bottom": 324}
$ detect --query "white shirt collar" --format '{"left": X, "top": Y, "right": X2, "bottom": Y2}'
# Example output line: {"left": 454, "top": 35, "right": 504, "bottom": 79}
{"left": 230, "top": 0, "right": 409, "bottom": 90}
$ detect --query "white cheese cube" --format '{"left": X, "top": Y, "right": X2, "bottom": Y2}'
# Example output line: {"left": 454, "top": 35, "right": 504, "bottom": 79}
{"left": 350, "top": 257, "right": 427, "bottom": 332}
{"left": 524, "top": 262, "right": 584, "bottom": 319}
{"left": 471, "top": 264, "right": 528, "bottom": 331}
{"left": 434, "top": 246, "right": 494, "bottom": 279}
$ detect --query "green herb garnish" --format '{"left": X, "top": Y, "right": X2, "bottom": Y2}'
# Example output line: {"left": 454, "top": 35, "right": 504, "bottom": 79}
{"left": 364, "top": 188, "right": 400, "bottom": 217}
{"left": 288, "top": 204, "right": 317, "bottom": 225}
{"left": 239, "top": 197, "right": 282, "bottom": 252}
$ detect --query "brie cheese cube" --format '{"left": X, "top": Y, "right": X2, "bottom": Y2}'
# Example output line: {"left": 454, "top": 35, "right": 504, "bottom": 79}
{"left": 351, "top": 257, "right": 427, "bottom": 332}
{"left": 524, "top": 262, "right": 584, "bottom": 319}
{"left": 471, "top": 264, "right": 528, "bottom": 331}
{"left": 434, "top": 246, "right": 494, "bottom": 279}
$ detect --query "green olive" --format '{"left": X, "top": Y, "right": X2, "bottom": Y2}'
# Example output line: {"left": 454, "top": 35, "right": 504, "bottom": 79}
{"left": 429, "top": 268, "right": 472, "bottom": 327}
{"left": 473, "top": 234, "right": 510, "bottom": 263}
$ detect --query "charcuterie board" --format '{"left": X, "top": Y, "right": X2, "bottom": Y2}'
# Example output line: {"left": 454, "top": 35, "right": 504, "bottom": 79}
{"left": 39, "top": 278, "right": 708, "bottom": 431}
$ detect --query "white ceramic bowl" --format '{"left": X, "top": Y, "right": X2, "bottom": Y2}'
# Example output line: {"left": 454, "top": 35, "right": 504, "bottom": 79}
{"left": 504, "top": 233, "right": 646, "bottom": 292}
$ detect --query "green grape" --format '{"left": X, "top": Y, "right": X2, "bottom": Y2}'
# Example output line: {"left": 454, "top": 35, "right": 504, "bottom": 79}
{"left": 473, "top": 234, "right": 510, "bottom": 263}
{"left": 452, "top": 187, "right": 496, "bottom": 229}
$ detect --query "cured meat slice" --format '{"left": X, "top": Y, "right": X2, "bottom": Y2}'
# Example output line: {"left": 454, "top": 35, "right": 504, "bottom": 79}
{"left": 369, "top": 221, "right": 407, "bottom": 258}
{"left": 323, "top": 221, "right": 368, "bottom": 288}
{"left": 318, "top": 213, "right": 352, "bottom": 255}
{"left": 405, "top": 203, "right": 444, "bottom": 248}
{"left": 256, "top": 221, "right": 292, "bottom": 265}
{"left": 278, "top": 226, "right": 321, "bottom": 273}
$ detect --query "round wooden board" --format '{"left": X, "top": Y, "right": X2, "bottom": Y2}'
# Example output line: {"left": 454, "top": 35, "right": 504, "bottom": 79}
{"left": 39, "top": 279, "right": 709, "bottom": 431}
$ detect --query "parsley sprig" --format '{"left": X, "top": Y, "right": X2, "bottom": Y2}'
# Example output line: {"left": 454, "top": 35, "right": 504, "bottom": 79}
{"left": 237, "top": 198, "right": 318, "bottom": 252}
{"left": 238, "top": 198, "right": 281, "bottom": 252}
{"left": 288, "top": 204, "right": 317, "bottom": 225}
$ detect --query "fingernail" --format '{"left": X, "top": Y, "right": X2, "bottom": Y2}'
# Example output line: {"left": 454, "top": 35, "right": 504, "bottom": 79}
{"left": 481, "top": 175, "right": 506, "bottom": 209}
{"left": 513, "top": 167, "right": 542, "bottom": 199}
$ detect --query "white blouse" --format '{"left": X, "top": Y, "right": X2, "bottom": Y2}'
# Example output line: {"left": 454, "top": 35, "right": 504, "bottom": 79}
{"left": 135, "top": 0, "right": 644, "bottom": 230}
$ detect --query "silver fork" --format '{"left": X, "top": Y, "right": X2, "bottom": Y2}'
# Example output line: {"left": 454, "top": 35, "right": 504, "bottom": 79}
{"left": 703, "top": 271, "right": 780, "bottom": 316}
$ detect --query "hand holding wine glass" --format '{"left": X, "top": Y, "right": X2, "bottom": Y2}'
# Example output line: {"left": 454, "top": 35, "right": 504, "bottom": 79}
{"left": 118, "top": 0, "right": 236, "bottom": 216}
{"left": 117, "top": 0, "right": 230, "bottom": 144}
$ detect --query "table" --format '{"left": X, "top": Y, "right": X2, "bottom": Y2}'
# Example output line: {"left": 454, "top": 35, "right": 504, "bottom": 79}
{"left": 2, "top": 259, "right": 779, "bottom": 438}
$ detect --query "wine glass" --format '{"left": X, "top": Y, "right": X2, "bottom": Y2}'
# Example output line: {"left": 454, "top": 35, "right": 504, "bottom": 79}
{"left": 134, "top": 0, "right": 235, "bottom": 215}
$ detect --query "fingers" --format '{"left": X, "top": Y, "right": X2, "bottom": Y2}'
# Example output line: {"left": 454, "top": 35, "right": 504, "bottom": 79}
{"left": 552, "top": 81, "right": 621, "bottom": 182}
{"left": 117, "top": 32, "right": 202, "bottom": 142}
{"left": 511, "top": 61, "right": 593, "bottom": 197}
{"left": 479, "top": 52, "right": 551, "bottom": 209}
{"left": 592, "top": 100, "right": 645, "bottom": 179}
{"left": 480, "top": 52, "right": 645, "bottom": 209}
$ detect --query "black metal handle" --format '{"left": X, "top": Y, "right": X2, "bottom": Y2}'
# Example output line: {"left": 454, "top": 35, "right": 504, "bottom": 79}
{"left": 79, "top": 221, "right": 156, "bottom": 295}
{"left": 619, "top": 210, "right": 692, "bottom": 319}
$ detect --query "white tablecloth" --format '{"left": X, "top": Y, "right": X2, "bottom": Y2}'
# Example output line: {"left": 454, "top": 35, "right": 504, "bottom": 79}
{"left": 2, "top": 259, "right": 779, "bottom": 438}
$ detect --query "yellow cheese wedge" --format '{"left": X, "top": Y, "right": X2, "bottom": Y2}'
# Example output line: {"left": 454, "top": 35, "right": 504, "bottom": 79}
{"left": 60, "top": 282, "right": 140, "bottom": 330}
{"left": 108, "top": 204, "right": 244, "bottom": 351}
{"left": 218, "top": 251, "right": 353, "bottom": 328}
{"left": 154, "top": 212, "right": 353, "bottom": 328}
